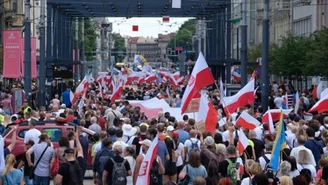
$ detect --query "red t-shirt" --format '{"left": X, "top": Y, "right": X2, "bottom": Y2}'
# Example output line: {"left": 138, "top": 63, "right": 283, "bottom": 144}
{"left": 98, "top": 117, "right": 106, "bottom": 130}
{"left": 66, "top": 115, "right": 74, "bottom": 122}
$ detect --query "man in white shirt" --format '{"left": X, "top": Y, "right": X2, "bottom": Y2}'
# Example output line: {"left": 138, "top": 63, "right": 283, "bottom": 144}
{"left": 24, "top": 119, "right": 41, "bottom": 144}
{"left": 258, "top": 142, "right": 273, "bottom": 170}
{"left": 112, "top": 129, "right": 128, "bottom": 156}
{"left": 184, "top": 130, "right": 200, "bottom": 162}
{"left": 290, "top": 135, "right": 316, "bottom": 167}
{"left": 286, "top": 123, "right": 297, "bottom": 148}
{"left": 274, "top": 93, "right": 284, "bottom": 109}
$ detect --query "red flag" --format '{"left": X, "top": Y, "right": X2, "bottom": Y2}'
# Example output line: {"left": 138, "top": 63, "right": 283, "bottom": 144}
{"left": 222, "top": 79, "right": 255, "bottom": 114}
{"left": 111, "top": 81, "right": 123, "bottom": 102}
{"left": 308, "top": 94, "right": 328, "bottom": 113}
{"left": 136, "top": 136, "right": 158, "bottom": 185}
{"left": 196, "top": 93, "right": 218, "bottom": 134}
{"left": 181, "top": 52, "right": 215, "bottom": 114}
{"left": 236, "top": 111, "right": 261, "bottom": 130}
{"left": 262, "top": 109, "right": 293, "bottom": 123}
{"left": 238, "top": 129, "right": 249, "bottom": 154}
{"left": 132, "top": 25, "right": 139, "bottom": 31}
{"left": 162, "top": 16, "right": 170, "bottom": 23}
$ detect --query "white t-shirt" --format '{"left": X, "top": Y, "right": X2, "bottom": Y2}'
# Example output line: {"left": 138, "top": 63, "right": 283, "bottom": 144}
{"left": 113, "top": 140, "right": 129, "bottom": 156}
{"left": 297, "top": 163, "right": 316, "bottom": 178}
{"left": 184, "top": 138, "right": 200, "bottom": 162}
{"left": 258, "top": 153, "right": 272, "bottom": 171}
{"left": 94, "top": 142, "right": 102, "bottom": 154}
{"left": 24, "top": 128, "right": 41, "bottom": 144}
{"left": 274, "top": 97, "right": 284, "bottom": 108}
{"left": 222, "top": 130, "right": 240, "bottom": 142}
{"left": 290, "top": 146, "right": 316, "bottom": 167}
{"left": 175, "top": 142, "right": 184, "bottom": 167}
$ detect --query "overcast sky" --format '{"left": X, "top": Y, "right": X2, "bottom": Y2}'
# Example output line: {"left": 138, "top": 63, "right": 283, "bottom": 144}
{"left": 107, "top": 17, "right": 191, "bottom": 38}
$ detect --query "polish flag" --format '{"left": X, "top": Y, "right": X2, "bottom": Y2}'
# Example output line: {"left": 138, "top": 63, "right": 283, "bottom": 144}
{"left": 321, "top": 88, "right": 328, "bottom": 100}
{"left": 312, "top": 81, "right": 323, "bottom": 99}
{"left": 221, "top": 79, "right": 255, "bottom": 114}
{"left": 111, "top": 81, "right": 123, "bottom": 102}
{"left": 167, "top": 72, "right": 179, "bottom": 87}
{"left": 136, "top": 135, "right": 159, "bottom": 185}
{"left": 238, "top": 129, "right": 249, "bottom": 154}
{"left": 181, "top": 52, "right": 215, "bottom": 114}
{"left": 249, "top": 70, "right": 257, "bottom": 81}
{"left": 294, "top": 92, "right": 300, "bottom": 114}
{"left": 70, "top": 90, "right": 76, "bottom": 104}
{"left": 262, "top": 109, "right": 293, "bottom": 123}
{"left": 267, "top": 107, "right": 275, "bottom": 134}
{"left": 196, "top": 92, "right": 218, "bottom": 134}
{"left": 236, "top": 111, "right": 261, "bottom": 130}
{"left": 308, "top": 94, "right": 328, "bottom": 113}
{"left": 145, "top": 74, "right": 157, "bottom": 83}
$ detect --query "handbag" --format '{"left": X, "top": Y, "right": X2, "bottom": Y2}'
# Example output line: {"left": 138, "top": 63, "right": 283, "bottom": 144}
{"left": 29, "top": 146, "right": 49, "bottom": 179}
{"left": 178, "top": 165, "right": 190, "bottom": 185}
{"left": 51, "top": 148, "right": 60, "bottom": 176}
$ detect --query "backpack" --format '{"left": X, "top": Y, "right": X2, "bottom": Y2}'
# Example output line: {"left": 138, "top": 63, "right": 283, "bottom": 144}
{"left": 67, "top": 160, "right": 83, "bottom": 185}
{"left": 262, "top": 155, "right": 271, "bottom": 172}
{"left": 189, "top": 139, "right": 200, "bottom": 155}
{"left": 110, "top": 158, "right": 127, "bottom": 185}
{"left": 150, "top": 157, "right": 160, "bottom": 185}
{"left": 226, "top": 159, "right": 237, "bottom": 185}
{"left": 96, "top": 148, "right": 114, "bottom": 178}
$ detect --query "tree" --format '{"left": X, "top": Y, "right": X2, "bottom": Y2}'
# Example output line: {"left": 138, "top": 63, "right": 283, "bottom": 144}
{"left": 247, "top": 43, "right": 278, "bottom": 73}
{"left": 306, "top": 28, "right": 328, "bottom": 77}
{"left": 167, "top": 19, "right": 196, "bottom": 50}
{"left": 271, "top": 34, "right": 310, "bottom": 76}
{"left": 112, "top": 33, "right": 126, "bottom": 62}
{"left": 74, "top": 18, "right": 98, "bottom": 61}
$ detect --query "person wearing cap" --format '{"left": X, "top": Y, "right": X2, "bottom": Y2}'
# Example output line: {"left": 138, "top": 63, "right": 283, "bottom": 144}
{"left": 133, "top": 139, "right": 165, "bottom": 185}
{"left": 55, "top": 128, "right": 84, "bottom": 185}
{"left": 165, "top": 125, "right": 175, "bottom": 140}
{"left": 200, "top": 136, "right": 217, "bottom": 169}
{"left": 26, "top": 133, "right": 55, "bottom": 185}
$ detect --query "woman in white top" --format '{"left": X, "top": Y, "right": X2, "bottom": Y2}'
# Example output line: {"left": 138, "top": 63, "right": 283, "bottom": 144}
{"left": 172, "top": 131, "right": 185, "bottom": 178}
{"left": 124, "top": 147, "right": 136, "bottom": 185}
{"left": 297, "top": 149, "right": 316, "bottom": 178}
{"left": 241, "top": 162, "right": 262, "bottom": 185}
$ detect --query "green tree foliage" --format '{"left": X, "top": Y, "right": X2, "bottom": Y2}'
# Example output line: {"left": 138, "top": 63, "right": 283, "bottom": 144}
{"left": 74, "top": 18, "right": 98, "bottom": 61}
{"left": 168, "top": 19, "right": 196, "bottom": 50}
{"left": 112, "top": 33, "right": 126, "bottom": 62}
{"left": 306, "top": 28, "right": 328, "bottom": 77}
{"left": 247, "top": 43, "right": 278, "bottom": 72}
{"left": 270, "top": 35, "right": 310, "bottom": 76}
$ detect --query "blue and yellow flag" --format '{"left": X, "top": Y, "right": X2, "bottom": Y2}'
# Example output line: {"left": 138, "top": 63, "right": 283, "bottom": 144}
{"left": 135, "top": 55, "right": 148, "bottom": 66}
{"left": 269, "top": 110, "right": 287, "bottom": 172}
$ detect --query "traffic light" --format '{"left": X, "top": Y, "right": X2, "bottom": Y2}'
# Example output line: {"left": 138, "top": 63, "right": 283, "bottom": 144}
{"left": 175, "top": 47, "right": 183, "bottom": 55}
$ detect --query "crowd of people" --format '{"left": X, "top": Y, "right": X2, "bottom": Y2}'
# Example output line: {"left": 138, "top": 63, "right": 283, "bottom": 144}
{"left": 0, "top": 79, "right": 326, "bottom": 185}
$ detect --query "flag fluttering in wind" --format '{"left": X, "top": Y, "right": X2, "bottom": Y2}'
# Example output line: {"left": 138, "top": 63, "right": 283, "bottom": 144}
{"left": 136, "top": 135, "right": 159, "bottom": 185}
{"left": 196, "top": 92, "right": 218, "bottom": 134}
{"left": 270, "top": 110, "right": 287, "bottom": 172}
{"left": 181, "top": 52, "right": 215, "bottom": 114}
{"left": 236, "top": 111, "right": 261, "bottom": 130}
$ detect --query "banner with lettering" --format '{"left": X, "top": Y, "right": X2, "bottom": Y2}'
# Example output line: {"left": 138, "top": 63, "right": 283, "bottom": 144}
{"left": 3, "top": 30, "right": 21, "bottom": 78}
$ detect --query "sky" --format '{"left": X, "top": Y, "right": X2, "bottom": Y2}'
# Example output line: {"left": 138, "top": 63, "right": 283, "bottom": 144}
{"left": 107, "top": 17, "right": 191, "bottom": 38}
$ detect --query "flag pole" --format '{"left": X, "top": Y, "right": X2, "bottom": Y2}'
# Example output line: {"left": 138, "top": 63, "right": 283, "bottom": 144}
{"left": 214, "top": 82, "right": 232, "bottom": 116}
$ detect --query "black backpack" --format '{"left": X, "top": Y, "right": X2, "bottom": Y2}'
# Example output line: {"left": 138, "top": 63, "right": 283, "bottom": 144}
{"left": 111, "top": 158, "right": 127, "bottom": 185}
{"left": 150, "top": 157, "right": 159, "bottom": 185}
{"left": 189, "top": 139, "right": 200, "bottom": 155}
{"left": 67, "top": 160, "right": 83, "bottom": 185}
{"left": 96, "top": 148, "right": 114, "bottom": 178}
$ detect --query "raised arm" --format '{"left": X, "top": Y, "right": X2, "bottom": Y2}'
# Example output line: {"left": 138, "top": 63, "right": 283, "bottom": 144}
{"left": 7, "top": 126, "right": 17, "bottom": 152}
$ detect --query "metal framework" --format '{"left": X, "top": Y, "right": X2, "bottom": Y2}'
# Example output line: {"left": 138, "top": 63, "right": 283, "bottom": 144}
{"left": 26, "top": 0, "right": 239, "bottom": 106}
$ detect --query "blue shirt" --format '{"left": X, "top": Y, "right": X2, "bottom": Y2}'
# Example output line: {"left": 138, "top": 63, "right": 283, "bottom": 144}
{"left": 176, "top": 129, "right": 190, "bottom": 144}
{"left": 157, "top": 140, "right": 169, "bottom": 164}
{"left": 61, "top": 90, "right": 71, "bottom": 107}
{"left": 304, "top": 139, "right": 324, "bottom": 165}
{"left": 1, "top": 169, "right": 23, "bottom": 185}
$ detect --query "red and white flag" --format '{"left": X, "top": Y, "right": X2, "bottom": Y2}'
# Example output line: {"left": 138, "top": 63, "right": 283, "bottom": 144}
{"left": 312, "top": 81, "right": 323, "bottom": 99}
{"left": 308, "top": 94, "right": 328, "bottom": 113}
{"left": 111, "top": 81, "right": 123, "bottom": 102}
{"left": 181, "top": 52, "right": 215, "bottom": 114}
{"left": 136, "top": 135, "right": 159, "bottom": 185}
{"left": 238, "top": 129, "right": 249, "bottom": 154}
{"left": 196, "top": 92, "right": 218, "bottom": 134}
{"left": 262, "top": 108, "right": 293, "bottom": 123}
{"left": 236, "top": 111, "right": 261, "bottom": 130}
{"left": 69, "top": 90, "right": 76, "bottom": 105}
{"left": 222, "top": 79, "right": 255, "bottom": 114}
{"left": 267, "top": 107, "right": 275, "bottom": 134}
